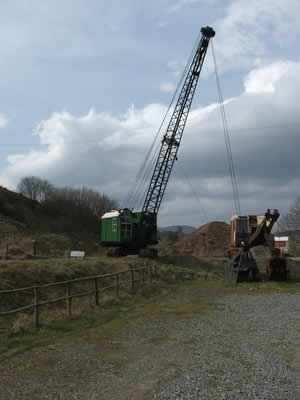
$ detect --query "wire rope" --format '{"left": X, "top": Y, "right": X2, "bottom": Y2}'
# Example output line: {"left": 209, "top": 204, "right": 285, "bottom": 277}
{"left": 211, "top": 40, "right": 241, "bottom": 216}
{"left": 129, "top": 140, "right": 161, "bottom": 210}
{"left": 174, "top": 161, "right": 209, "bottom": 223}
{"left": 122, "top": 30, "right": 202, "bottom": 211}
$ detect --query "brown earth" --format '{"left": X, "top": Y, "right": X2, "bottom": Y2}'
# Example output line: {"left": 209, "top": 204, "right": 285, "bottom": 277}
{"left": 161, "top": 221, "right": 231, "bottom": 258}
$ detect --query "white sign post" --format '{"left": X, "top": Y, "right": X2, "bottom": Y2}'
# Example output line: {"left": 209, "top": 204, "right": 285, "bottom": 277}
{"left": 70, "top": 251, "right": 85, "bottom": 258}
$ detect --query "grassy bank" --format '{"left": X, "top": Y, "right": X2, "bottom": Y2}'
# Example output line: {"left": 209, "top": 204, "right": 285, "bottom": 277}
{"left": 0, "top": 257, "right": 199, "bottom": 353}
{"left": 1, "top": 278, "right": 300, "bottom": 361}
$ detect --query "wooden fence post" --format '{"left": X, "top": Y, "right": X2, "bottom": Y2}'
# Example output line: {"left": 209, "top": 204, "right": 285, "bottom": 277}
{"left": 66, "top": 283, "right": 72, "bottom": 316}
{"left": 0, "top": 265, "right": 163, "bottom": 328}
{"left": 131, "top": 269, "right": 134, "bottom": 291}
{"left": 33, "top": 286, "right": 40, "bottom": 328}
{"left": 115, "top": 274, "right": 119, "bottom": 298}
{"left": 95, "top": 278, "right": 99, "bottom": 306}
{"left": 32, "top": 240, "right": 37, "bottom": 256}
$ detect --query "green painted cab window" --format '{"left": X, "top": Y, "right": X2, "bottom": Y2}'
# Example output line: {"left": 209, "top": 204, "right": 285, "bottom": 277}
{"left": 112, "top": 218, "right": 117, "bottom": 232}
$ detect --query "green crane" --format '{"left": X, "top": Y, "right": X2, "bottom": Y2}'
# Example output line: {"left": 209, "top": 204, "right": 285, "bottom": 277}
{"left": 101, "top": 26, "right": 215, "bottom": 256}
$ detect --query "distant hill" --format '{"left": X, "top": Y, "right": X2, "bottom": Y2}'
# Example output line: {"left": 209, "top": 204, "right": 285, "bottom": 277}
{"left": 159, "top": 225, "right": 197, "bottom": 234}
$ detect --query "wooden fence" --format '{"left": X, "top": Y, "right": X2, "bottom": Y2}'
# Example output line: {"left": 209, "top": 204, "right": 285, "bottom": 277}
{"left": 0, "top": 265, "right": 158, "bottom": 329}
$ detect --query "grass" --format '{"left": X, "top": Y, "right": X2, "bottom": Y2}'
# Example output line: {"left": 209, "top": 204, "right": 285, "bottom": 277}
{"left": 0, "top": 259, "right": 198, "bottom": 357}
{"left": 0, "top": 256, "right": 139, "bottom": 289}
{"left": 0, "top": 256, "right": 199, "bottom": 320}
{"left": 0, "top": 284, "right": 167, "bottom": 360}
{"left": 1, "top": 277, "right": 300, "bottom": 362}
{"left": 1, "top": 249, "right": 299, "bottom": 362}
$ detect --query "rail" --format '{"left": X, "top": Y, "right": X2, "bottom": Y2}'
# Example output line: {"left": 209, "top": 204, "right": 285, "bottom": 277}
{"left": 0, "top": 265, "right": 159, "bottom": 328}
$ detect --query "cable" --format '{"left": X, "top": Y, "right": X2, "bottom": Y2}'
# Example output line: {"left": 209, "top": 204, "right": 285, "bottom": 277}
{"left": 128, "top": 140, "right": 161, "bottom": 210}
{"left": 121, "top": 30, "right": 202, "bottom": 211}
{"left": 176, "top": 162, "right": 209, "bottom": 223}
{"left": 123, "top": 70, "right": 185, "bottom": 209}
{"left": 211, "top": 39, "right": 241, "bottom": 216}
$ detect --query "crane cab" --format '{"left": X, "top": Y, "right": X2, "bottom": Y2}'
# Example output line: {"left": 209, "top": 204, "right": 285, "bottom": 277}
{"left": 101, "top": 209, "right": 132, "bottom": 244}
{"left": 230, "top": 214, "right": 275, "bottom": 248}
{"left": 101, "top": 208, "right": 157, "bottom": 249}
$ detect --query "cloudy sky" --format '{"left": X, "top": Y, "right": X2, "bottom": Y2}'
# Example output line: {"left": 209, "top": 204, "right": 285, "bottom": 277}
{"left": 0, "top": 0, "right": 299, "bottom": 227}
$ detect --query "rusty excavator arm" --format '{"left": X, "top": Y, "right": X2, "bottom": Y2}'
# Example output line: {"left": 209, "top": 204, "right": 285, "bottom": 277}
{"left": 247, "top": 209, "right": 280, "bottom": 250}
{"left": 228, "top": 209, "right": 283, "bottom": 282}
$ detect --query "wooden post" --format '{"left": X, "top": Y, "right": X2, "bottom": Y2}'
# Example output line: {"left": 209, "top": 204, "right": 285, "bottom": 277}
{"left": 95, "top": 278, "right": 99, "bottom": 306}
{"left": 33, "top": 287, "right": 39, "bottom": 328}
{"left": 66, "top": 283, "right": 72, "bottom": 316}
{"left": 115, "top": 274, "right": 119, "bottom": 297}
{"left": 131, "top": 269, "right": 134, "bottom": 291}
{"left": 32, "top": 240, "right": 37, "bottom": 256}
{"left": 5, "top": 244, "right": 8, "bottom": 259}
{"left": 150, "top": 266, "right": 152, "bottom": 283}
{"left": 142, "top": 268, "right": 145, "bottom": 283}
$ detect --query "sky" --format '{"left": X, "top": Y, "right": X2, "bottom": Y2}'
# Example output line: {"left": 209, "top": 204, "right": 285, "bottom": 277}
{"left": 0, "top": 0, "right": 300, "bottom": 227}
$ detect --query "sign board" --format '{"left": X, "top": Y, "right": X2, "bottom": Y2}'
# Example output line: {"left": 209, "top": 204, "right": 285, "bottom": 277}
{"left": 275, "top": 236, "right": 288, "bottom": 242}
{"left": 70, "top": 251, "right": 85, "bottom": 258}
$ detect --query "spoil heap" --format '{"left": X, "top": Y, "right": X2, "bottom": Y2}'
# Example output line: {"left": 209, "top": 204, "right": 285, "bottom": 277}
{"left": 163, "top": 221, "right": 231, "bottom": 258}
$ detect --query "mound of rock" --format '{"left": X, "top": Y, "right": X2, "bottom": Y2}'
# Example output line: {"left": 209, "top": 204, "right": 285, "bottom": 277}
{"left": 162, "top": 221, "right": 231, "bottom": 258}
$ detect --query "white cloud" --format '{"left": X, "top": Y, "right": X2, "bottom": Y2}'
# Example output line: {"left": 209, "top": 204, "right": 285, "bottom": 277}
{"left": 0, "top": 115, "right": 8, "bottom": 128}
{"left": 244, "top": 61, "right": 291, "bottom": 94}
{"left": 1, "top": 60, "right": 300, "bottom": 226}
{"left": 210, "top": 0, "right": 300, "bottom": 73}
{"left": 160, "top": 81, "right": 176, "bottom": 92}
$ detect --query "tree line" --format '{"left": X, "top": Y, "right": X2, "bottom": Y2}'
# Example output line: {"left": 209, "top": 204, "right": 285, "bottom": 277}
{"left": 11, "top": 176, "right": 118, "bottom": 238}
{"left": 277, "top": 198, "right": 300, "bottom": 233}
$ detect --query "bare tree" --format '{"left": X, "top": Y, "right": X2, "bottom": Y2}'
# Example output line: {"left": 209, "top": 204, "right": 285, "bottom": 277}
{"left": 17, "top": 176, "right": 54, "bottom": 202}
{"left": 53, "top": 186, "right": 118, "bottom": 219}
{"left": 278, "top": 198, "right": 300, "bottom": 232}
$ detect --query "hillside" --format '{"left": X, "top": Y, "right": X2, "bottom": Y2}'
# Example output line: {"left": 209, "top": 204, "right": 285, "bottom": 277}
{"left": 0, "top": 186, "right": 38, "bottom": 228}
{"left": 0, "top": 185, "right": 101, "bottom": 238}
{"left": 0, "top": 185, "right": 107, "bottom": 258}
{"left": 159, "top": 225, "right": 196, "bottom": 233}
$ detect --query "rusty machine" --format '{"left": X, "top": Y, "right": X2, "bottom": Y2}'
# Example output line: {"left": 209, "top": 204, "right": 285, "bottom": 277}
{"left": 227, "top": 209, "right": 287, "bottom": 282}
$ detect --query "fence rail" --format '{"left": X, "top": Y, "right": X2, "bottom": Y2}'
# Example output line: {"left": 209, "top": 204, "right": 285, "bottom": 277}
{"left": 0, "top": 265, "right": 158, "bottom": 328}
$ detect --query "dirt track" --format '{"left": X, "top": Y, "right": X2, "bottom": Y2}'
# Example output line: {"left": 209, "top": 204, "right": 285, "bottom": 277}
{"left": 0, "top": 283, "right": 299, "bottom": 400}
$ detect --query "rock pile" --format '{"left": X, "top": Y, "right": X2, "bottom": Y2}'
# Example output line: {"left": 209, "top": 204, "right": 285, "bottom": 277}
{"left": 162, "top": 221, "right": 231, "bottom": 258}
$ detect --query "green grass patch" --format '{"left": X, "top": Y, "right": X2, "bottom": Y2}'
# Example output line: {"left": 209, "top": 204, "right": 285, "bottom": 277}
{"left": 1, "top": 277, "right": 299, "bottom": 361}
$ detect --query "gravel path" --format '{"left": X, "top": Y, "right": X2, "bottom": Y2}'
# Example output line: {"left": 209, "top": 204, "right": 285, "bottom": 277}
{"left": 0, "top": 291, "right": 299, "bottom": 400}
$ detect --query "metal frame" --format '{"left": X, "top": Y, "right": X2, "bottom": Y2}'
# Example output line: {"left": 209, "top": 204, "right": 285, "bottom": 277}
{"left": 227, "top": 209, "right": 280, "bottom": 283}
{"left": 227, "top": 248, "right": 257, "bottom": 283}
{"left": 142, "top": 27, "right": 215, "bottom": 214}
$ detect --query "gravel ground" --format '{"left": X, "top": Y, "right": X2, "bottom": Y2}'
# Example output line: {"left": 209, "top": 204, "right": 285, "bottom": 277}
{"left": 0, "top": 291, "right": 299, "bottom": 400}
